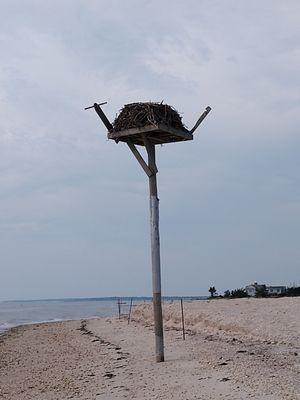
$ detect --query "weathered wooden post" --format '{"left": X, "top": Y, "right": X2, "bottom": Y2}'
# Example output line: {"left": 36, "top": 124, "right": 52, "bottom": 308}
{"left": 147, "top": 142, "right": 164, "bottom": 361}
{"left": 127, "top": 297, "right": 133, "bottom": 325}
{"left": 180, "top": 298, "right": 185, "bottom": 341}
{"left": 117, "top": 298, "right": 121, "bottom": 319}
{"left": 86, "top": 101, "right": 211, "bottom": 362}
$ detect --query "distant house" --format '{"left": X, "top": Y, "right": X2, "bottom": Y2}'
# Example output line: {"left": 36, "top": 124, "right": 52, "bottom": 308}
{"left": 245, "top": 282, "right": 265, "bottom": 297}
{"left": 245, "top": 282, "right": 286, "bottom": 297}
{"left": 267, "top": 286, "right": 286, "bottom": 296}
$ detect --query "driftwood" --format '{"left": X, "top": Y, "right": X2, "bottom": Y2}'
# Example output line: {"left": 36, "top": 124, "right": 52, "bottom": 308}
{"left": 112, "top": 102, "right": 187, "bottom": 133}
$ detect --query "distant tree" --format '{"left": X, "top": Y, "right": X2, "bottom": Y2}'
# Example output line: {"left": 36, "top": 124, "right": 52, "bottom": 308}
{"left": 209, "top": 286, "right": 217, "bottom": 298}
{"left": 224, "top": 290, "right": 231, "bottom": 298}
{"left": 286, "top": 286, "right": 300, "bottom": 296}
{"left": 231, "top": 288, "right": 248, "bottom": 298}
{"left": 255, "top": 285, "right": 268, "bottom": 298}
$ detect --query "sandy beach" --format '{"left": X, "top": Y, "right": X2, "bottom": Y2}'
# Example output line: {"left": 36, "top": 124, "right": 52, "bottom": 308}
{"left": 0, "top": 297, "right": 299, "bottom": 399}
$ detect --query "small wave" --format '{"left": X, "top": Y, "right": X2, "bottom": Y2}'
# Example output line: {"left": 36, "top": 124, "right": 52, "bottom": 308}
{"left": 0, "top": 315, "right": 103, "bottom": 335}
{"left": 0, "top": 322, "right": 16, "bottom": 334}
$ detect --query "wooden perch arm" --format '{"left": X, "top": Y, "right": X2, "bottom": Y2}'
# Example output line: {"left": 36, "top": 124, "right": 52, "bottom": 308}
{"left": 84, "top": 102, "right": 114, "bottom": 132}
{"left": 190, "top": 106, "right": 212, "bottom": 134}
{"left": 93, "top": 103, "right": 113, "bottom": 132}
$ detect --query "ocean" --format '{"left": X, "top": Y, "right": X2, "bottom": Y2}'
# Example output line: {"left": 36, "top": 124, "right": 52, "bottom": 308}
{"left": 0, "top": 297, "right": 137, "bottom": 334}
{"left": 0, "top": 296, "right": 204, "bottom": 334}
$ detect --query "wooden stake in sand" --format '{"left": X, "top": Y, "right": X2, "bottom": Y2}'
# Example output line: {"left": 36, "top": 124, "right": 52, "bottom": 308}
{"left": 128, "top": 298, "right": 133, "bottom": 325}
{"left": 180, "top": 298, "right": 185, "bottom": 341}
{"left": 117, "top": 298, "right": 121, "bottom": 319}
{"left": 86, "top": 101, "right": 211, "bottom": 362}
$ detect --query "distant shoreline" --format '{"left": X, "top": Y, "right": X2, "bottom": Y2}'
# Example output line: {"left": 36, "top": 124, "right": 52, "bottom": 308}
{"left": 0, "top": 297, "right": 208, "bottom": 337}
{"left": 0, "top": 295, "right": 207, "bottom": 303}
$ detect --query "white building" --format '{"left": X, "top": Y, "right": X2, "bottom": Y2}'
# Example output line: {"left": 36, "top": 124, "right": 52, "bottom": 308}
{"left": 245, "top": 282, "right": 286, "bottom": 297}
{"left": 245, "top": 282, "right": 265, "bottom": 297}
{"left": 267, "top": 286, "right": 286, "bottom": 296}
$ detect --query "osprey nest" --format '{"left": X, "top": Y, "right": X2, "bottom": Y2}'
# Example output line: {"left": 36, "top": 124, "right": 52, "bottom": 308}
{"left": 112, "top": 102, "right": 187, "bottom": 133}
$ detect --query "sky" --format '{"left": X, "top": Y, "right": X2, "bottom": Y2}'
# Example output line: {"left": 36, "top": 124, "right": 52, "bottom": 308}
{"left": 0, "top": 0, "right": 299, "bottom": 300}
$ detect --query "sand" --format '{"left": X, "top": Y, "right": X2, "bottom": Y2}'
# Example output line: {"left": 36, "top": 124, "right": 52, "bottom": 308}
{"left": 0, "top": 297, "right": 299, "bottom": 399}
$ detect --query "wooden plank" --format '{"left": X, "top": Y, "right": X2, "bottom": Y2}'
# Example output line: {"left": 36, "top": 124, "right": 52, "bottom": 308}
{"left": 108, "top": 123, "right": 193, "bottom": 143}
{"left": 157, "top": 124, "right": 193, "bottom": 141}
{"left": 146, "top": 135, "right": 166, "bottom": 144}
{"left": 118, "top": 135, "right": 167, "bottom": 145}
{"left": 108, "top": 125, "right": 160, "bottom": 140}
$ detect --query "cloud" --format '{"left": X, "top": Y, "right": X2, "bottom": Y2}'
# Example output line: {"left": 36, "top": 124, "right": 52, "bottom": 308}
{"left": 141, "top": 6, "right": 300, "bottom": 136}
{"left": 0, "top": 1, "right": 299, "bottom": 299}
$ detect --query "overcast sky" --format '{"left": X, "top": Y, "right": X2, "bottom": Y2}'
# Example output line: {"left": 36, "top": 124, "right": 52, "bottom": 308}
{"left": 0, "top": 0, "right": 299, "bottom": 300}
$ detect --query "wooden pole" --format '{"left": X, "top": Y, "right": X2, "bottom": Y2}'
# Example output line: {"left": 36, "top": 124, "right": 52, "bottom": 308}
{"left": 180, "top": 298, "right": 185, "bottom": 340}
{"left": 88, "top": 102, "right": 212, "bottom": 363}
{"left": 146, "top": 143, "right": 164, "bottom": 362}
{"left": 118, "top": 298, "right": 121, "bottom": 319}
{"left": 128, "top": 297, "right": 133, "bottom": 324}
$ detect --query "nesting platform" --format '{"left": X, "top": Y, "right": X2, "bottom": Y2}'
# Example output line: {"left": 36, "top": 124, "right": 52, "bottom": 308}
{"left": 88, "top": 101, "right": 210, "bottom": 147}
{"left": 107, "top": 124, "right": 193, "bottom": 146}
{"left": 107, "top": 102, "right": 193, "bottom": 146}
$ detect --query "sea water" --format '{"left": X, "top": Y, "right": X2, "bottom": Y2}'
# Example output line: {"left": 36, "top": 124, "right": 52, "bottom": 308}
{"left": 0, "top": 297, "right": 134, "bottom": 334}
{"left": 0, "top": 296, "right": 204, "bottom": 334}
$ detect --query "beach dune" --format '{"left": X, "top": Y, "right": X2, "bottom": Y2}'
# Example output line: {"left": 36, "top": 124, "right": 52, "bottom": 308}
{"left": 0, "top": 297, "right": 299, "bottom": 399}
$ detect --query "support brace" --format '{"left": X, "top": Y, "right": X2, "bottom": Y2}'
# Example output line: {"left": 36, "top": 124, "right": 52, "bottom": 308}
{"left": 126, "top": 140, "right": 155, "bottom": 177}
